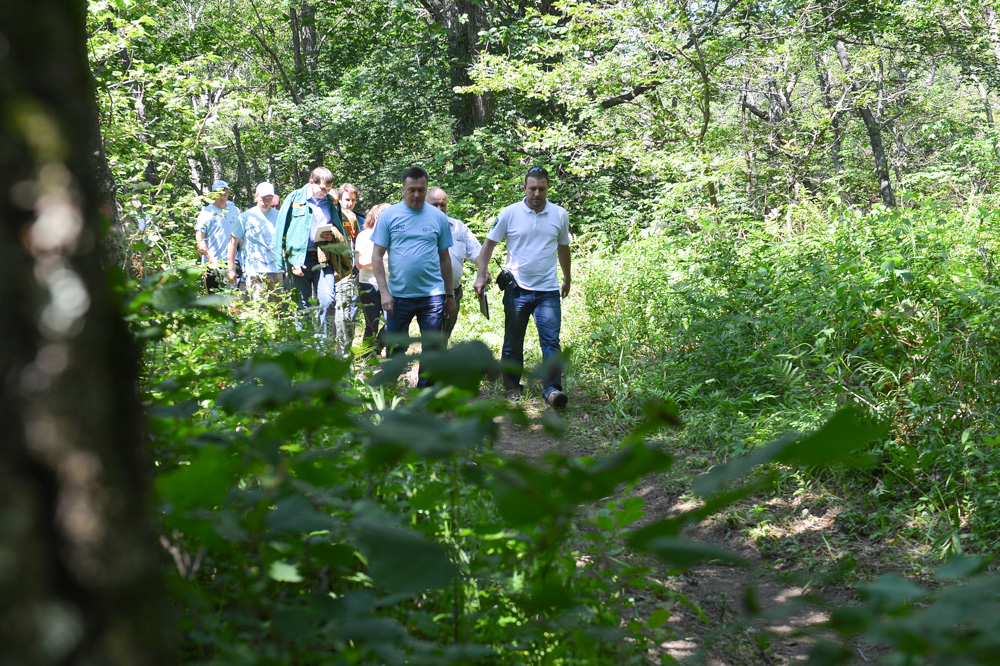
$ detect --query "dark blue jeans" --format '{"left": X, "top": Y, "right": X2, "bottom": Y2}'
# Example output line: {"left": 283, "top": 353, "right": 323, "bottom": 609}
{"left": 502, "top": 286, "right": 563, "bottom": 398}
{"left": 385, "top": 295, "right": 445, "bottom": 388}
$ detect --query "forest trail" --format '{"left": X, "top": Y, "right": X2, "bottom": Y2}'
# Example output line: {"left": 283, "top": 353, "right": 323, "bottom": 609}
{"left": 492, "top": 400, "right": 844, "bottom": 665}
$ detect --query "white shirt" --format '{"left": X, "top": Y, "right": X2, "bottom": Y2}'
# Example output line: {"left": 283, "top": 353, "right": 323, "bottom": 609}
{"left": 486, "top": 199, "right": 570, "bottom": 291}
{"left": 447, "top": 216, "right": 482, "bottom": 291}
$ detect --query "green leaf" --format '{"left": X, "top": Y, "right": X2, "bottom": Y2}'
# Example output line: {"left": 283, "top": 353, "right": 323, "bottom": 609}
{"left": 695, "top": 407, "right": 884, "bottom": 497}
{"left": 354, "top": 517, "right": 459, "bottom": 593}
{"left": 646, "top": 608, "right": 671, "bottom": 628}
{"left": 268, "top": 560, "right": 303, "bottom": 583}
{"left": 156, "top": 446, "right": 236, "bottom": 511}
{"left": 267, "top": 495, "right": 340, "bottom": 535}
{"left": 936, "top": 555, "right": 988, "bottom": 580}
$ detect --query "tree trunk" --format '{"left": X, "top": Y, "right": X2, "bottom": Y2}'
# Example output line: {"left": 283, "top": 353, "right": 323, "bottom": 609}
{"left": 983, "top": 5, "right": 1000, "bottom": 76}
{"left": 444, "top": 0, "right": 494, "bottom": 141}
{"left": 834, "top": 38, "right": 896, "bottom": 208}
{"left": 233, "top": 123, "right": 252, "bottom": 205}
{"left": 290, "top": 6, "right": 303, "bottom": 91}
{"left": 857, "top": 106, "right": 897, "bottom": 208}
{"left": 816, "top": 56, "right": 846, "bottom": 176}
{"left": 0, "top": 1, "right": 165, "bottom": 664}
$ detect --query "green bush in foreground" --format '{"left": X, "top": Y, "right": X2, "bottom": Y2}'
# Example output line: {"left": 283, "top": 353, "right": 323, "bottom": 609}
{"left": 129, "top": 266, "right": 1000, "bottom": 665}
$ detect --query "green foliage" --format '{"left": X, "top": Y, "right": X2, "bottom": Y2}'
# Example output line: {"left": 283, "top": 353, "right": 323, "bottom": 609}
{"left": 572, "top": 197, "right": 1000, "bottom": 556}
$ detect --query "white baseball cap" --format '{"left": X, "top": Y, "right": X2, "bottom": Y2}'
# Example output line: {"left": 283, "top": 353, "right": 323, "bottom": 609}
{"left": 255, "top": 182, "right": 276, "bottom": 197}
{"left": 211, "top": 179, "right": 230, "bottom": 191}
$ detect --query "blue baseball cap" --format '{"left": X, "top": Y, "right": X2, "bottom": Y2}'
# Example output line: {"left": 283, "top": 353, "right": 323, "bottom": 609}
{"left": 211, "top": 179, "right": 230, "bottom": 191}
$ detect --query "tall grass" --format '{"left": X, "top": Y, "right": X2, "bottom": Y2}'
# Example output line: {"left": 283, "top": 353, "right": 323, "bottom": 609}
{"left": 571, "top": 199, "right": 1000, "bottom": 553}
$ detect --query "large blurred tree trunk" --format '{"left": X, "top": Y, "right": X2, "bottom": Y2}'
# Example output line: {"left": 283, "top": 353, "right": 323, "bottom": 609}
{"left": 417, "top": 0, "right": 495, "bottom": 142}
{"left": 0, "top": 1, "right": 165, "bottom": 664}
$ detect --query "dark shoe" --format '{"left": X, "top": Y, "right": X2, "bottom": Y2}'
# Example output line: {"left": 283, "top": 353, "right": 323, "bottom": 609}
{"left": 546, "top": 390, "right": 568, "bottom": 409}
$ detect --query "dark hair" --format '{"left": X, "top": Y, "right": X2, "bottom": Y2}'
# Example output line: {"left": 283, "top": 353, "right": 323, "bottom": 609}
{"left": 339, "top": 182, "right": 358, "bottom": 197}
{"left": 525, "top": 166, "right": 549, "bottom": 185}
{"left": 401, "top": 166, "right": 429, "bottom": 184}
{"left": 309, "top": 167, "right": 335, "bottom": 185}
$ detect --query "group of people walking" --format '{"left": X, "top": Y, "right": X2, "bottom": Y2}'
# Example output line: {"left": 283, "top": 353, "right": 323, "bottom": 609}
{"left": 194, "top": 165, "right": 572, "bottom": 409}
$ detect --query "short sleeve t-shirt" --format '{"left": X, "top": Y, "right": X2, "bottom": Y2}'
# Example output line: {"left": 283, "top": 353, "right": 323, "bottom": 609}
{"left": 233, "top": 206, "right": 281, "bottom": 275}
{"left": 371, "top": 202, "right": 453, "bottom": 298}
{"left": 195, "top": 202, "right": 241, "bottom": 263}
{"left": 487, "top": 199, "right": 570, "bottom": 291}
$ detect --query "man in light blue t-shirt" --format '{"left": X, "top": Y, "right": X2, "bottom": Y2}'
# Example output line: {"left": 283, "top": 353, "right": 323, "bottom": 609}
{"left": 371, "top": 166, "right": 455, "bottom": 386}
{"left": 227, "top": 181, "right": 283, "bottom": 302}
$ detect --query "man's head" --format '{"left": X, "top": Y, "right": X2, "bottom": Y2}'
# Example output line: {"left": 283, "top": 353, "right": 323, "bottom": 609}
{"left": 401, "top": 166, "right": 429, "bottom": 210}
{"left": 211, "top": 179, "right": 230, "bottom": 208}
{"left": 426, "top": 187, "right": 448, "bottom": 214}
{"left": 308, "top": 167, "right": 335, "bottom": 200}
{"left": 524, "top": 166, "right": 549, "bottom": 213}
{"left": 255, "top": 181, "right": 276, "bottom": 212}
{"left": 339, "top": 183, "right": 359, "bottom": 211}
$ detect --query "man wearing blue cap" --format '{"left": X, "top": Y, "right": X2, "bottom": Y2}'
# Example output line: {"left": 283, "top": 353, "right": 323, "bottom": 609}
{"left": 228, "top": 181, "right": 284, "bottom": 302}
{"left": 195, "top": 179, "right": 241, "bottom": 292}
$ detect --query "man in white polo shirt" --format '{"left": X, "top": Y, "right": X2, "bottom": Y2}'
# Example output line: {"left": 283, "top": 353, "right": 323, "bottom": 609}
{"left": 426, "top": 187, "right": 482, "bottom": 343}
{"left": 473, "top": 166, "right": 571, "bottom": 408}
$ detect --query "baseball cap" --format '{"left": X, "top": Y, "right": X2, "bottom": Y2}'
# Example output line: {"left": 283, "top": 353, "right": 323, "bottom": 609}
{"left": 212, "top": 179, "right": 230, "bottom": 191}
{"left": 255, "top": 182, "right": 276, "bottom": 197}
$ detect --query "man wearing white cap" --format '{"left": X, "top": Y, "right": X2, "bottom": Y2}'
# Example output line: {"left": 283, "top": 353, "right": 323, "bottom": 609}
{"left": 195, "top": 179, "right": 241, "bottom": 292}
{"left": 228, "top": 182, "right": 284, "bottom": 301}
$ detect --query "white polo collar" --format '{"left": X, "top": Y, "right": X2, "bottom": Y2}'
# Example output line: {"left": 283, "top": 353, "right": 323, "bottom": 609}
{"left": 520, "top": 199, "right": 550, "bottom": 215}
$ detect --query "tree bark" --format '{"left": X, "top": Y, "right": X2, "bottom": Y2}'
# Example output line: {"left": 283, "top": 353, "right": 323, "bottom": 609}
{"left": 834, "top": 38, "right": 896, "bottom": 208}
{"left": 233, "top": 123, "right": 252, "bottom": 205}
{"left": 857, "top": 106, "right": 897, "bottom": 208}
{"left": 418, "top": 0, "right": 495, "bottom": 142}
{"left": 0, "top": 1, "right": 165, "bottom": 664}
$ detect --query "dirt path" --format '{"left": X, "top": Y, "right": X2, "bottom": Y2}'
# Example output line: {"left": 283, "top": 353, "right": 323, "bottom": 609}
{"left": 492, "top": 404, "right": 850, "bottom": 665}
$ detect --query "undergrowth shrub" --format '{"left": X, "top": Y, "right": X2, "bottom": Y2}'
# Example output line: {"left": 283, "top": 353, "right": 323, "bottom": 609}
{"left": 127, "top": 267, "right": 691, "bottom": 665}
{"left": 574, "top": 198, "right": 1000, "bottom": 553}
{"left": 122, "top": 263, "right": 1000, "bottom": 665}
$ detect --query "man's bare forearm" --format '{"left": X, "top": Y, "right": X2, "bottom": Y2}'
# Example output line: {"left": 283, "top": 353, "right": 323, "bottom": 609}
{"left": 372, "top": 245, "right": 389, "bottom": 293}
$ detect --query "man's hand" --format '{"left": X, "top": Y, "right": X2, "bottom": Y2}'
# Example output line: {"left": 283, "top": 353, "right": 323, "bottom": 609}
{"left": 291, "top": 265, "right": 305, "bottom": 277}
{"left": 444, "top": 295, "right": 457, "bottom": 319}
{"left": 561, "top": 278, "right": 571, "bottom": 299}
{"left": 473, "top": 238, "right": 498, "bottom": 296}
{"left": 227, "top": 269, "right": 238, "bottom": 283}
{"left": 473, "top": 273, "right": 489, "bottom": 296}
{"left": 197, "top": 240, "right": 209, "bottom": 258}
{"left": 380, "top": 290, "right": 394, "bottom": 314}
{"left": 319, "top": 230, "right": 334, "bottom": 242}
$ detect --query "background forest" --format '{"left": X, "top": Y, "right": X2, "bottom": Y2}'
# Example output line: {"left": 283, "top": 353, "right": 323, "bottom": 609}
{"left": 7, "top": 0, "right": 1000, "bottom": 663}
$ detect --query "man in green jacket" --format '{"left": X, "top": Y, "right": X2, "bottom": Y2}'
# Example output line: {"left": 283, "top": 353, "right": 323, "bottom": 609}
{"left": 274, "top": 166, "right": 354, "bottom": 353}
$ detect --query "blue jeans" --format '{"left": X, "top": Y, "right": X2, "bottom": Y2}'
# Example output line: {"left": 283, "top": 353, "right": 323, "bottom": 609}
{"left": 385, "top": 295, "right": 446, "bottom": 388}
{"left": 289, "top": 250, "right": 337, "bottom": 344}
{"left": 502, "top": 286, "right": 563, "bottom": 398}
